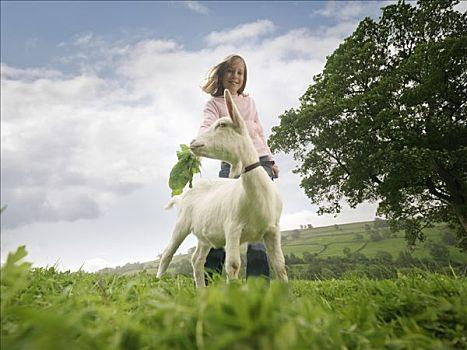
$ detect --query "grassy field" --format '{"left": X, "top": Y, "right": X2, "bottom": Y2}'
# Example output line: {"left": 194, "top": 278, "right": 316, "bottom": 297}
{"left": 102, "top": 221, "right": 466, "bottom": 276}
{"left": 281, "top": 222, "right": 466, "bottom": 262}
{"left": 2, "top": 246, "right": 466, "bottom": 349}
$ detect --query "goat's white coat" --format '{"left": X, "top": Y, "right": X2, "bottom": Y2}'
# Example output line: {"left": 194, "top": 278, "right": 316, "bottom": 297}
{"left": 157, "top": 90, "right": 287, "bottom": 287}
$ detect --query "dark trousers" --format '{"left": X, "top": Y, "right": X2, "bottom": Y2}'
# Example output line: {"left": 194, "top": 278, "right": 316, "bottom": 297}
{"left": 204, "top": 156, "right": 275, "bottom": 284}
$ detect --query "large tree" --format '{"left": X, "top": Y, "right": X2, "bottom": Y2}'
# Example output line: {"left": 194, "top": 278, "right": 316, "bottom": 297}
{"left": 269, "top": 0, "right": 467, "bottom": 248}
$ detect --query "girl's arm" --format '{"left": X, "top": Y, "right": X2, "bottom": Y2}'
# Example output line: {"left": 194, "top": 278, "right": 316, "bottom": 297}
{"left": 252, "top": 99, "right": 280, "bottom": 178}
{"left": 198, "top": 100, "right": 220, "bottom": 135}
{"left": 252, "top": 99, "right": 273, "bottom": 158}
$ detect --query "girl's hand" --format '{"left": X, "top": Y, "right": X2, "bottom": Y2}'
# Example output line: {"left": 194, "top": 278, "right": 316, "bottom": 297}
{"left": 272, "top": 164, "right": 280, "bottom": 178}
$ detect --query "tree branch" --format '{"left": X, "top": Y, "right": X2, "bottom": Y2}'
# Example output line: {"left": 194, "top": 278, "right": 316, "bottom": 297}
{"left": 371, "top": 175, "right": 383, "bottom": 185}
{"left": 426, "top": 177, "right": 451, "bottom": 203}
{"left": 322, "top": 149, "right": 352, "bottom": 176}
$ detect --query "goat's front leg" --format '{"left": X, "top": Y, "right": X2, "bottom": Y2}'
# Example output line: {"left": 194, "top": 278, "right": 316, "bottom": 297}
{"left": 263, "top": 226, "right": 288, "bottom": 282}
{"left": 191, "top": 242, "right": 211, "bottom": 288}
{"left": 224, "top": 229, "right": 242, "bottom": 282}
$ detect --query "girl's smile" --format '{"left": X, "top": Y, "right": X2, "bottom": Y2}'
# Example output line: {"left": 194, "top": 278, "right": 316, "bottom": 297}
{"left": 222, "top": 58, "right": 245, "bottom": 95}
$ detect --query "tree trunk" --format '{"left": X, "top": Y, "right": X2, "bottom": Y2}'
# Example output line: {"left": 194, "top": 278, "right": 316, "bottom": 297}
{"left": 451, "top": 203, "right": 467, "bottom": 248}
{"left": 436, "top": 166, "right": 467, "bottom": 247}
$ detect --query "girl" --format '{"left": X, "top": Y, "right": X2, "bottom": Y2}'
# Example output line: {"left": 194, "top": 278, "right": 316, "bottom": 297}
{"left": 198, "top": 54, "right": 279, "bottom": 282}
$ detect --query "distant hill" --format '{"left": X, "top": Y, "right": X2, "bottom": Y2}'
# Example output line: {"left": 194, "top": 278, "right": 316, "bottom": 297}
{"left": 99, "top": 220, "right": 466, "bottom": 276}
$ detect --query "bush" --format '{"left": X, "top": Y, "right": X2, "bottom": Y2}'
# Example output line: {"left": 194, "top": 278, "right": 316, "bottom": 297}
{"left": 426, "top": 241, "right": 451, "bottom": 263}
{"left": 441, "top": 231, "right": 458, "bottom": 246}
{"left": 375, "top": 251, "right": 393, "bottom": 265}
{"left": 370, "top": 230, "right": 383, "bottom": 241}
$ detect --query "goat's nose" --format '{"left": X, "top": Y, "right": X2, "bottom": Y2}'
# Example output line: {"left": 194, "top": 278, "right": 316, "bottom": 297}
{"left": 190, "top": 139, "right": 204, "bottom": 150}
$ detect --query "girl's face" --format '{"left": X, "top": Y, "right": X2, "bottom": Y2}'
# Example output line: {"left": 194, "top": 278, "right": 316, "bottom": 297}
{"left": 221, "top": 58, "right": 245, "bottom": 96}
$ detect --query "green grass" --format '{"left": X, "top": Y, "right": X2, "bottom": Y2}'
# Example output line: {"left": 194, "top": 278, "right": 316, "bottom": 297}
{"left": 282, "top": 244, "right": 325, "bottom": 256}
{"left": 2, "top": 247, "right": 466, "bottom": 350}
{"left": 361, "top": 239, "right": 409, "bottom": 258}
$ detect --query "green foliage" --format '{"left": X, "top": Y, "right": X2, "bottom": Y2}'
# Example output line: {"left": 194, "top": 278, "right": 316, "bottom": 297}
{"left": 2, "top": 246, "right": 466, "bottom": 349}
{"left": 269, "top": 0, "right": 467, "bottom": 249}
{"left": 169, "top": 144, "right": 201, "bottom": 196}
{"left": 375, "top": 250, "right": 394, "bottom": 265}
{"left": 286, "top": 248, "right": 466, "bottom": 281}
{"left": 343, "top": 247, "right": 351, "bottom": 257}
{"left": 285, "top": 253, "right": 304, "bottom": 265}
{"left": 442, "top": 231, "right": 459, "bottom": 246}
{"left": 426, "top": 240, "right": 451, "bottom": 262}
{"left": 1, "top": 246, "right": 31, "bottom": 316}
{"left": 373, "top": 217, "right": 389, "bottom": 229}
{"left": 370, "top": 230, "right": 383, "bottom": 242}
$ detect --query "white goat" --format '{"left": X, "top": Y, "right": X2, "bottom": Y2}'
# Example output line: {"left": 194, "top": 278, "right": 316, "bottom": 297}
{"left": 157, "top": 89, "right": 287, "bottom": 287}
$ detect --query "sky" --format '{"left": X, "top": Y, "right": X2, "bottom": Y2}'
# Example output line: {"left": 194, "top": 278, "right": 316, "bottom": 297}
{"left": 2, "top": 1, "right": 465, "bottom": 272}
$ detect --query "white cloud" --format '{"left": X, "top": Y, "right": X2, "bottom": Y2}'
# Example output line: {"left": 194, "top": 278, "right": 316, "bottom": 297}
{"left": 281, "top": 202, "right": 378, "bottom": 231}
{"left": 204, "top": 20, "right": 276, "bottom": 46}
{"left": 182, "top": 1, "right": 209, "bottom": 14}
{"left": 57, "top": 32, "right": 106, "bottom": 50}
{"left": 74, "top": 32, "right": 96, "bottom": 46}
{"left": 132, "top": 39, "right": 181, "bottom": 53}
{"left": 82, "top": 258, "right": 110, "bottom": 272}
{"left": 1, "top": 64, "right": 63, "bottom": 80}
{"left": 454, "top": 1, "right": 467, "bottom": 13}
{"left": 280, "top": 210, "right": 316, "bottom": 230}
{"left": 1, "top": 67, "right": 174, "bottom": 228}
{"left": 55, "top": 32, "right": 133, "bottom": 75}
{"left": 310, "top": 1, "right": 393, "bottom": 21}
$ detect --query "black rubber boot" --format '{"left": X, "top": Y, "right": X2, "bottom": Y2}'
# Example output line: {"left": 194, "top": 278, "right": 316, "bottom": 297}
{"left": 204, "top": 248, "right": 225, "bottom": 285}
{"left": 246, "top": 243, "right": 270, "bottom": 280}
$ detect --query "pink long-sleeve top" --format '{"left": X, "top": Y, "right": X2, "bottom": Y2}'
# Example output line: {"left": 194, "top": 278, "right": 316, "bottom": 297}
{"left": 198, "top": 94, "right": 273, "bottom": 158}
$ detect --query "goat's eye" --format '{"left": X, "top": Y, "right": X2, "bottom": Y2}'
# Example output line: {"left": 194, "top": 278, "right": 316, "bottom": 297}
{"left": 215, "top": 122, "right": 226, "bottom": 130}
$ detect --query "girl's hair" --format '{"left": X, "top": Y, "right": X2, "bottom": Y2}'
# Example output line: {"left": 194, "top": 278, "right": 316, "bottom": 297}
{"left": 201, "top": 54, "right": 247, "bottom": 97}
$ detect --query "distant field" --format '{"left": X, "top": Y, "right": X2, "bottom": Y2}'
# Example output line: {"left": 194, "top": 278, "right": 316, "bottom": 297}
{"left": 101, "top": 221, "right": 467, "bottom": 275}
{"left": 282, "top": 221, "right": 467, "bottom": 263}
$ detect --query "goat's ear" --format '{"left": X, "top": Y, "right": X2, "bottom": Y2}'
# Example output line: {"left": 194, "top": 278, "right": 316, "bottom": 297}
{"left": 224, "top": 89, "right": 241, "bottom": 127}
